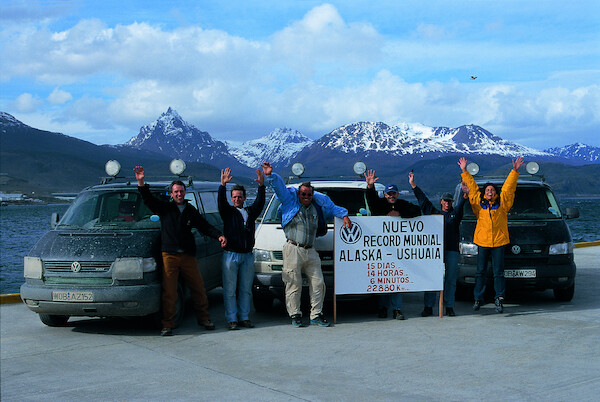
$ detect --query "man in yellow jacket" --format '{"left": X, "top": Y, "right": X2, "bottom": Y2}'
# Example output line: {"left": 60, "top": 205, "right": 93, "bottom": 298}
{"left": 458, "top": 156, "right": 524, "bottom": 313}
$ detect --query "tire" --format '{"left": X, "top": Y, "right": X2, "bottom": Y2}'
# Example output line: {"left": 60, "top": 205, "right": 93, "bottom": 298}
{"left": 39, "top": 314, "right": 70, "bottom": 327}
{"left": 553, "top": 283, "right": 574, "bottom": 302}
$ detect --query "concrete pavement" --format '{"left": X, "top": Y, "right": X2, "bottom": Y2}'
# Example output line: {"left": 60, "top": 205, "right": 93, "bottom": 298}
{"left": 2, "top": 246, "right": 599, "bottom": 401}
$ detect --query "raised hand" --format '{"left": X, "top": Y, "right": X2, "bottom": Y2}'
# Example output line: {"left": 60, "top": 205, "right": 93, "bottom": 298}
{"left": 134, "top": 166, "right": 145, "bottom": 185}
{"left": 408, "top": 171, "right": 416, "bottom": 188}
{"left": 458, "top": 157, "right": 467, "bottom": 172}
{"left": 221, "top": 168, "right": 232, "bottom": 186}
{"left": 255, "top": 168, "right": 265, "bottom": 186}
{"left": 364, "top": 169, "right": 378, "bottom": 188}
{"left": 261, "top": 162, "right": 273, "bottom": 176}
{"left": 513, "top": 156, "right": 524, "bottom": 171}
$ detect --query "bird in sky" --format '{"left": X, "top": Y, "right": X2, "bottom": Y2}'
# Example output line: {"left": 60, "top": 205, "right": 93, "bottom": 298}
{"left": 470, "top": 76, "right": 477, "bottom": 80}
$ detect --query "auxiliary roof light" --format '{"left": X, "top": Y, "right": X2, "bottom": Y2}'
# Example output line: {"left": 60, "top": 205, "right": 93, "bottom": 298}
{"left": 169, "top": 159, "right": 186, "bottom": 176}
{"left": 526, "top": 161, "right": 540, "bottom": 175}
{"left": 291, "top": 162, "right": 305, "bottom": 177}
{"left": 466, "top": 162, "right": 480, "bottom": 176}
{"left": 353, "top": 161, "right": 367, "bottom": 176}
{"left": 105, "top": 160, "right": 121, "bottom": 177}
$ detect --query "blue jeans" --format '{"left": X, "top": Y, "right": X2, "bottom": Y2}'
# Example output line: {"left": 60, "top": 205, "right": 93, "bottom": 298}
{"left": 474, "top": 246, "right": 505, "bottom": 301}
{"left": 379, "top": 293, "right": 403, "bottom": 310}
{"left": 222, "top": 250, "right": 254, "bottom": 323}
{"left": 423, "top": 251, "right": 459, "bottom": 308}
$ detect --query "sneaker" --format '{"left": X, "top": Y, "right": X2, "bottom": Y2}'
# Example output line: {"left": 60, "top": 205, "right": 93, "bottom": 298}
{"left": 392, "top": 309, "right": 405, "bottom": 320}
{"left": 445, "top": 307, "right": 456, "bottom": 317}
{"left": 227, "top": 321, "right": 239, "bottom": 330}
{"left": 472, "top": 300, "right": 481, "bottom": 311}
{"left": 421, "top": 307, "right": 433, "bottom": 317}
{"left": 495, "top": 297, "right": 504, "bottom": 313}
{"left": 377, "top": 307, "right": 388, "bottom": 318}
{"left": 310, "top": 313, "right": 331, "bottom": 327}
{"left": 291, "top": 314, "right": 305, "bottom": 328}
{"left": 160, "top": 327, "right": 173, "bottom": 337}
{"left": 239, "top": 320, "right": 255, "bottom": 328}
{"left": 199, "top": 320, "right": 216, "bottom": 330}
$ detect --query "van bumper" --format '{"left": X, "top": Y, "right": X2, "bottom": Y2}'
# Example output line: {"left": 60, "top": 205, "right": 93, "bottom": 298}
{"left": 20, "top": 283, "right": 161, "bottom": 317}
{"left": 253, "top": 272, "right": 335, "bottom": 301}
{"left": 457, "top": 259, "right": 576, "bottom": 290}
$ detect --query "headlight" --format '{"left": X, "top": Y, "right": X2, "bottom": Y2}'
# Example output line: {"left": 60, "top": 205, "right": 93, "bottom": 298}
{"left": 24, "top": 257, "right": 43, "bottom": 279}
{"left": 549, "top": 242, "right": 574, "bottom": 255}
{"left": 112, "top": 258, "right": 150, "bottom": 280}
{"left": 459, "top": 242, "right": 478, "bottom": 255}
{"left": 253, "top": 249, "right": 273, "bottom": 262}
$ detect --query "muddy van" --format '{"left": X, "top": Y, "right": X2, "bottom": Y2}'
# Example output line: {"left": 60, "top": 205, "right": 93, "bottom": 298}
{"left": 457, "top": 162, "right": 579, "bottom": 301}
{"left": 21, "top": 160, "right": 225, "bottom": 326}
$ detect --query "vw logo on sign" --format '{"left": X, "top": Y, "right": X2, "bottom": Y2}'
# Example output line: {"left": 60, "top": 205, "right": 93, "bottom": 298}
{"left": 511, "top": 245, "right": 521, "bottom": 255}
{"left": 340, "top": 222, "right": 362, "bottom": 244}
{"left": 71, "top": 261, "right": 81, "bottom": 273}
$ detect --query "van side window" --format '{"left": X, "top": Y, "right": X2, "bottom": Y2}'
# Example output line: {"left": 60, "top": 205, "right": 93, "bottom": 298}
{"left": 199, "top": 191, "right": 221, "bottom": 226}
{"left": 185, "top": 192, "right": 198, "bottom": 209}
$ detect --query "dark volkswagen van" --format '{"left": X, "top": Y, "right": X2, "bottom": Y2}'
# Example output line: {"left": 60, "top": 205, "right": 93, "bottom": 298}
{"left": 457, "top": 162, "right": 579, "bottom": 301}
{"left": 21, "top": 160, "right": 225, "bottom": 326}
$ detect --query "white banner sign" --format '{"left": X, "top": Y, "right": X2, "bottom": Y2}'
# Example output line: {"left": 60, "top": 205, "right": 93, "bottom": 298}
{"left": 334, "top": 215, "right": 444, "bottom": 295}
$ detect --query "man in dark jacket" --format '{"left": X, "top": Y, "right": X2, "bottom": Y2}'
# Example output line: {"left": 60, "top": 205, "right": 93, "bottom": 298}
{"left": 409, "top": 171, "right": 468, "bottom": 317}
{"left": 134, "top": 166, "right": 226, "bottom": 336}
{"left": 365, "top": 169, "right": 421, "bottom": 320}
{"left": 218, "top": 167, "right": 266, "bottom": 330}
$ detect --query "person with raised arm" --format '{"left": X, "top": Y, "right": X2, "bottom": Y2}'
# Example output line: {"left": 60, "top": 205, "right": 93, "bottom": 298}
{"left": 218, "top": 167, "right": 266, "bottom": 330}
{"left": 409, "top": 171, "right": 469, "bottom": 317}
{"left": 458, "top": 156, "right": 524, "bottom": 313}
{"left": 364, "top": 169, "right": 421, "bottom": 320}
{"left": 261, "top": 162, "right": 351, "bottom": 328}
{"left": 134, "top": 166, "right": 226, "bottom": 336}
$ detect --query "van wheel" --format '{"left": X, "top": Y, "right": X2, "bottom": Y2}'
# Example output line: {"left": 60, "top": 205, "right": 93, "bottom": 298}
{"left": 253, "top": 294, "right": 274, "bottom": 312}
{"left": 553, "top": 283, "right": 574, "bottom": 302}
{"left": 39, "top": 314, "right": 70, "bottom": 327}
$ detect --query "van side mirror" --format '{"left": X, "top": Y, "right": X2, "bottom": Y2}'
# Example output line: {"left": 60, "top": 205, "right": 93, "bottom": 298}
{"left": 564, "top": 207, "right": 579, "bottom": 219}
{"left": 51, "top": 212, "right": 60, "bottom": 229}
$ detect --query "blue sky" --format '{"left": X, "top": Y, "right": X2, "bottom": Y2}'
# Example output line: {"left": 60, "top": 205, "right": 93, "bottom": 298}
{"left": 1, "top": 0, "right": 599, "bottom": 149}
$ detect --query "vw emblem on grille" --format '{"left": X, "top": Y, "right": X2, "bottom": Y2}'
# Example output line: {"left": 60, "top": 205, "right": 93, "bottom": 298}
{"left": 71, "top": 261, "right": 81, "bottom": 272}
{"left": 340, "top": 222, "right": 362, "bottom": 244}
{"left": 511, "top": 245, "right": 521, "bottom": 255}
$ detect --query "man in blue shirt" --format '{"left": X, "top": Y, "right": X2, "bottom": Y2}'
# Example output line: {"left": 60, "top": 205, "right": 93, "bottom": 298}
{"left": 409, "top": 171, "right": 468, "bottom": 317}
{"left": 261, "top": 162, "right": 352, "bottom": 328}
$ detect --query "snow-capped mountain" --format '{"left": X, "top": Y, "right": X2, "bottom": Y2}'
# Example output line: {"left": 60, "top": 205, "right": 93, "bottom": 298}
{"left": 228, "top": 128, "right": 313, "bottom": 167}
{"left": 313, "top": 121, "right": 550, "bottom": 157}
{"left": 125, "top": 108, "right": 245, "bottom": 169}
{"left": 544, "top": 143, "right": 600, "bottom": 163}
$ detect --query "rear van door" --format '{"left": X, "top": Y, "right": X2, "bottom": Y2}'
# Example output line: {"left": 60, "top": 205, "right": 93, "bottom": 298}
{"left": 196, "top": 190, "right": 224, "bottom": 289}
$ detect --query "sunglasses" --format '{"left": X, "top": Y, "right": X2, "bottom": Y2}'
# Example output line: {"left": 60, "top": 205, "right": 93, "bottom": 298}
{"left": 300, "top": 192, "right": 313, "bottom": 196}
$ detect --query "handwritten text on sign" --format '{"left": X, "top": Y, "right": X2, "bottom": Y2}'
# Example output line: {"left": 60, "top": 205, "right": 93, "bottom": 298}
{"left": 334, "top": 216, "right": 444, "bottom": 295}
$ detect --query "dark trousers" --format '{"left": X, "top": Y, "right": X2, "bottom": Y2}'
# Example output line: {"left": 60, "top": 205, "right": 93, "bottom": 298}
{"left": 161, "top": 252, "right": 209, "bottom": 328}
{"left": 474, "top": 246, "right": 505, "bottom": 301}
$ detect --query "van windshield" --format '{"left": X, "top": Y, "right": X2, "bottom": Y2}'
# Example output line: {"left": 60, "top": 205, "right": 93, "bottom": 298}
{"left": 58, "top": 189, "right": 170, "bottom": 229}
{"left": 262, "top": 187, "right": 370, "bottom": 223}
{"left": 462, "top": 186, "right": 562, "bottom": 220}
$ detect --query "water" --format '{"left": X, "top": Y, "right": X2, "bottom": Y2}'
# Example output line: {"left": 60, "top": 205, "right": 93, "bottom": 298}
{"left": 1, "top": 199, "right": 598, "bottom": 294}
{"left": 1, "top": 204, "right": 69, "bottom": 294}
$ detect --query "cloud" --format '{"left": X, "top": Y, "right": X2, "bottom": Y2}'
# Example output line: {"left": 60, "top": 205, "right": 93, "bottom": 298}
{"left": 47, "top": 88, "right": 72, "bottom": 104}
{"left": 11, "top": 93, "right": 43, "bottom": 112}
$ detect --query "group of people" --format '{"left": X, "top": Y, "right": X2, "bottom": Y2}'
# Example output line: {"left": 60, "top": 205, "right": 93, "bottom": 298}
{"left": 134, "top": 155, "right": 524, "bottom": 336}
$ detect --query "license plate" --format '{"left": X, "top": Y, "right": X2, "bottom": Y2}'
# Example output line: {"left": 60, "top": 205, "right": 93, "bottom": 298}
{"left": 504, "top": 269, "right": 536, "bottom": 278}
{"left": 52, "top": 291, "right": 94, "bottom": 302}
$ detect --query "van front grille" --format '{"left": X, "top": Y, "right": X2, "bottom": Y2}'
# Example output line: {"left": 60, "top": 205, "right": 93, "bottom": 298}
{"left": 43, "top": 261, "right": 112, "bottom": 273}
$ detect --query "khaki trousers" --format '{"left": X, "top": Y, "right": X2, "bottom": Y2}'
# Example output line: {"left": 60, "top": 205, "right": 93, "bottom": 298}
{"left": 282, "top": 242, "right": 325, "bottom": 319}
{"left": 161, "top": 252, "right": 210, "bottom": 328}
